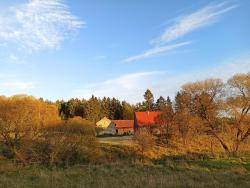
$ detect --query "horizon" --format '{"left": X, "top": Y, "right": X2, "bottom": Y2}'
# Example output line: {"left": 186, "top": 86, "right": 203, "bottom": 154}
{"left": 0, "top": 0, "right": 250, "bottom": 103}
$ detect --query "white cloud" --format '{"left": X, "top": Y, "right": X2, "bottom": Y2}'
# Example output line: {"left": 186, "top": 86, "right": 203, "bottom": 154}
{"left": 150, "top": 54, "right": 250, "bottom": 99}
{"left": 123, "top": 41, "right": 191, "bottom": 63}
{"left": 0, "top": 0, "right": 85, "bottom": 52}
{"left": 73, "top": 71, "right": 165, "bottom": 103}
{"left": 1, "top": 81, "right": 34, "bottom": 90}
{"left": 9, "top": 54, "right": 18, "bottom": 61}
{"left": 152, "top": 2, "right": 237, "bottom": 45}
{"left": 123, "top": 2, "right": 237, "bottom": 63}
{"left": 73, "top": 54, "right": 250, "bottom": 103}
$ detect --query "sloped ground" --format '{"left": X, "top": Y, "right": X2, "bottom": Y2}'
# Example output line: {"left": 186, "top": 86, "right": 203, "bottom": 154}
{"left": 1, "top": 137, "right": 250, "bottom": 188}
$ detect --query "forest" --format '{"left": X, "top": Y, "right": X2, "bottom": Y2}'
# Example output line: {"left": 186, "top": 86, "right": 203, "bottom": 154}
{"left": 0, "top": 72, "right": 250, "bottom": 187}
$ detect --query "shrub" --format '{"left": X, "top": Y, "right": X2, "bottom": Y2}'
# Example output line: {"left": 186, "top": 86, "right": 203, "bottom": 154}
{"left": 7, "top": 117, "right": 100, "bottom": 167}
{"left": 133, "top": 130, "right": 155, "bottom": 158}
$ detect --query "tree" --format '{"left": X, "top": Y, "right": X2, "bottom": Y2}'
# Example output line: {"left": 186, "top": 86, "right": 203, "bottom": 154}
{"left": 226, "top": 73, "right": 250, "bottom": 153}
{"left": 155, "top": 97, "right": 174, "bottom": 144}
{"left": 0, "top": 95, "right": 59, "bottom": 165}
{"left": 181, "top": 79, "right": 230, "bottom": 152}
{"left": 101, "top": 97, "right": 111, "bottom": 118}
{"left": 122, "top": 101, "right": 134, "bottom": 120}
{"left": 85, "top": 95, "right": 102, "bottom": 123}
{"left": 36, "top": 117, "right": 98, "bottom": 166}
{"left": 135, "top": 102, "right": 146, "bottom": 111}
{"left": 110, "top": 98, "right": 123, "bottom": 120}
{"left": 155, "top": 96, "right": 167, "bottom": 111}
{"left": 174, "top": 92, "right": 192, "bottom": 144}
{"left": 166, "top": 97, "right": 174, "bottom": 114}
{"left": 143, "top": 89, "right": 154, "bottom": 111}
{"left": 133, "top": 130, "right": 155, "bottom": 159}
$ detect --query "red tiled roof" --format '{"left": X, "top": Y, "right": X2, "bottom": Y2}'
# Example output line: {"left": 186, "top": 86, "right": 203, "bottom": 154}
{"left": 135, "top": 111, "right": 161, "bottom": 127}
{"left": 112, "top": 120, "right": 134, "bottom": 129}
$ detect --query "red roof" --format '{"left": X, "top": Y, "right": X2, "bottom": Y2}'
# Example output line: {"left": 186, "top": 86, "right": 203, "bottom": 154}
{"left": 112, "top": 120, "right": 134, "bottom": 129}
{"left": 135, "top": 111, "right": 161, "bottom": 127}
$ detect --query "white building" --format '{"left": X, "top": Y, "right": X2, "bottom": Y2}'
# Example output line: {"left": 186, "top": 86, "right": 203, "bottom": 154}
{"left": 96, "top": 117, "right": 116, "bottom": 136}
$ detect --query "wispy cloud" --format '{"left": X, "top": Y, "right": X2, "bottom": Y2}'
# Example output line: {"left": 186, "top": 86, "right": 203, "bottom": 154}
{"left": 123, "top": 2, "right": 237, "bottom": 63}
{"left": 73, "top": 71, "right": 165, "bottom": 102}
{"left": 152, "top": 2, "right": 237, "bottom": 45}
{"left": 0, "top": 0, "right": 85, "bottom": 52}
{"left": 149, "top": 53, "right": 250, "bottom": 100}
{"left": 101, "top": 71, "right": 165, "bottom": 88}
{"left": 74, "top": 54, "right": 250, "bottom": 103}
{"left": 123, "top": 41, "right": 191, "bottom": 63}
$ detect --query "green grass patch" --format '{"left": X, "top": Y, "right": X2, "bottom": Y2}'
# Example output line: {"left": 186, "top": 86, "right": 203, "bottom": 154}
{"left": 0, "top": 160, "right": 250, "bottom": 188}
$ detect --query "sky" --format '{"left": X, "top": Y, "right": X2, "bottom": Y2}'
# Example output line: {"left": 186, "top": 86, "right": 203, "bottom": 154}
{"left": 0, "top": 0, "right": 249, "bottom": 103}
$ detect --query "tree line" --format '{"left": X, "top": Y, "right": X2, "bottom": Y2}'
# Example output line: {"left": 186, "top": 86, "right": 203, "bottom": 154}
{"left": 55, "top": 90, "right": 174, "bottom": 122}
{"left": 0, "top": 72, "right": 249, "bottom": 165}
{"left": 56, "top": 96, "right": 134, "bottom": 122}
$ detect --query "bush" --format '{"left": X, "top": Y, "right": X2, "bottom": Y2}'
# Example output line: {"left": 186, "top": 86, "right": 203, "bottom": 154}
{"left": 10, "top": 117, "right": 100, "bottom": 166}
{"left": 133, "top": 130, "right": 155, "bottom": 157}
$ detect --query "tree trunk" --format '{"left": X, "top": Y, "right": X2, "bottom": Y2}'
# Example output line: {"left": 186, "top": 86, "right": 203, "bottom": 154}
{"left": 232, "top": 140, "right": 240, "bottom": 156}
{"left": 209, "top": 131, "right": 230, "bottom": 152}
{"left": 12, "top": 147, "right": 28, "bottom": 166}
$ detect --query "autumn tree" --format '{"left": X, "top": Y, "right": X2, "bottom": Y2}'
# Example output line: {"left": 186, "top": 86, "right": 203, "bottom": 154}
{"left": 155, "top": 97, "right": 174, "bottom": 144}
{"left": 36, "top": 117, "right": 98, "bottom": 166}
{"left": 181, "top": 79, "right": 231, "bottom": 152}
{"left": 226, "top": 73, "right": 250, "bottom": 153}
{"left": 174, "top": 91, "right": 193, "bottom": 144}
{"left": 0, "top": 95, "right": 59, "bottom": 164}
{"left": 133, "top": 130, "right": 155, "bottom": 159}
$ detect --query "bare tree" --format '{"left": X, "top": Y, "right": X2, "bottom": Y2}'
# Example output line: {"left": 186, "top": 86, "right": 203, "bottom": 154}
{"left": 181, "top": 79, "right": 230, "bottom": 152}
{"left": 227, "top": 73, "right": 250, "bottom": 153}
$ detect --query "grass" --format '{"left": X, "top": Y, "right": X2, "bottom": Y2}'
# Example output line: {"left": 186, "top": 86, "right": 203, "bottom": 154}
{"left": 0, "top": 138, "right": 250, "bottom": 188}
{"left": 0, "top": 157, "right": 250, "bottom": 188}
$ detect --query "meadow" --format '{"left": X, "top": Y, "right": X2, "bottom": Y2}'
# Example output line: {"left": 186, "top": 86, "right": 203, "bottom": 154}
{"left": 1, "top": 138, "right": 250, "bottom": 188}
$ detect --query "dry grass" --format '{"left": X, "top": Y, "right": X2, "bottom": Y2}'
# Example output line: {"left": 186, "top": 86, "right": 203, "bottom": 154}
{"left": 1, "top": 135, "right": 250, "bottom": 188}
{"left": 0, "top": 160, "right": 249, "bottom": 188}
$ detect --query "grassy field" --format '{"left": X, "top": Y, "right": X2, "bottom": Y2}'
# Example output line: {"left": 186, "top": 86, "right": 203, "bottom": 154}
{"left": 0, "top": 136, "right": 250, "bottom": 188}
{"left": 0, "top": 156, "right": 250, "bottom": 188}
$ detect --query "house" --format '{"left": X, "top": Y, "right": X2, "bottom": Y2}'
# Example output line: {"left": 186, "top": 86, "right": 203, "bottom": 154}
{"left": 112, "top": 120, "right": 134, "bottom": 135}
{"left": 96, "top": 117, "right": 116, "bottom": 136}
{"left": 134, "top": 111, "right": 162, "bottom": 129}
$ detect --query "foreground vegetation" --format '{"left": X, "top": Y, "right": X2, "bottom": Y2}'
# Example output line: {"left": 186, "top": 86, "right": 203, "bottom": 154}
{"left": 1, "top": 135, "right": 250, "bottom": 188}
{"left": 0, "top": 151, "right": 250, "bottom": 188}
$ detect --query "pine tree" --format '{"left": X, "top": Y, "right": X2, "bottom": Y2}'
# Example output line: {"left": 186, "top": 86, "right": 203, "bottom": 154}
{"left": 122, "top": 101, "right": 134, "bottom": 120}
{"left": 143, "top": 89, "right": 154, "bottom": 111}
{"left": 156, "top": 96, "right": 167, "bottom": 111}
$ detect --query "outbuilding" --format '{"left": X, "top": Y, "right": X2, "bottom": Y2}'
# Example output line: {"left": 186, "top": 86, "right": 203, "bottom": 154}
{"left": 96, "top": 117, "right": 116, "bottom": 136}
{"left": 112, "top": 120, "right": 134, "bottom": 135}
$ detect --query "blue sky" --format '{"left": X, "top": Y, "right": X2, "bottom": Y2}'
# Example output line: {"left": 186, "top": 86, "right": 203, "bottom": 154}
{"left": 0, "top": 0, "right": 249, "bottom": 103}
